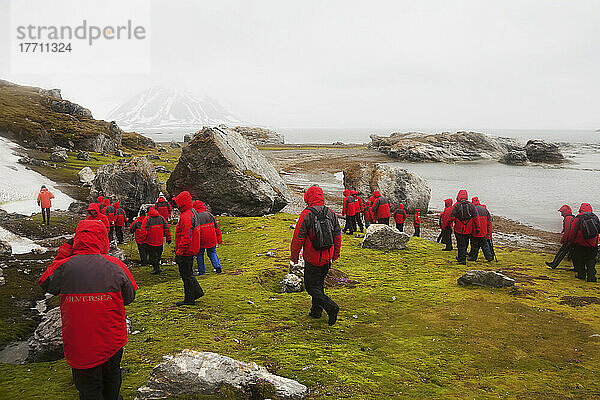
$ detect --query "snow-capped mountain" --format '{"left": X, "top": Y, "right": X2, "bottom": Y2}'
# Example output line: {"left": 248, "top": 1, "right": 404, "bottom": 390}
{"left": 107, "top": 87, "right": 243, "bottom": 133}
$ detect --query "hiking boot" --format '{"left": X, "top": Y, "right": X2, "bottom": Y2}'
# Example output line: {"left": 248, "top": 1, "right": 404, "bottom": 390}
{"left": 575, "top": 274, "right": 586, "bottom": 280}
{"left": 328, "top": 306, "right": 339, "bottom": 326}
{"left": 175, "top": 300, "right": 195, "bottom": 306}
{"left": 467, "top": 257, "right": 477, "bottom": 262}
{"left": 587, "top": 277, "right": 597, "bottom": 283}
{"left": 309, "top": 311, "right": 322, "bottom": 319}
{"left": 442, "top": 247, "right": 452, "bottom": 251}
{"left": 194, "top": 288, "right": 205, "bottom": 300}
{"left": 213, "top": 268, "right": 222, "bottom": 273}
{"left": 545, "top": 261, "right": 557, "bottom": 269}
{"left": 458, "top": 260, "right": 467, "bottom": 265}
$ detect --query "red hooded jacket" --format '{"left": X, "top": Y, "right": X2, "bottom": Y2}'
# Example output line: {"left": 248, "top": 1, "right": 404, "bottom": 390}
{"left": 192, "top": 200, "right": 223, "bottom": 249}
{"left": 558, "top": 205, "right": 574, "bottom": 244}
{"left": 291, "top": 186, "right": 342, "bottom": 266}
{"left": 141, "top": 207, "right": 171, "bottom": 246}
{"left": 86, "top": 203, "right": 110, "bottom": 232}
{"left": 155, "top": 197, "right": 172, "bottom": 221}
{"left": 38, "top": 220, "right": 137, "bottom": 369}
{"left": 129, "top": 215, "right": 147, "bottom": 244}
{"left": 471, "top": 197, "right": 492, "bottom": 238}
{"left": 393, "top": 204, "right": 407, "bottom": 224}
{"left": 351, "top": 190, "right": 364, "bottom": 213}
{"left": 102, "top": 199, "right": 116, "bottom": 226}
{"left": 371, "top": 191, "right": 391, "bottom": 220}
{"left": 413, "top": 209, "right": 421, "bottom": 227}
{"left": 568, "top": 203, "right": 599, "bottom": 247}
{"left": 37, "top": 187, "right": 55, "bottom": 209}
{"left": 97, "top": 196, "right": 104, "bottom": 209}
{"left": 173, "top": 191, "right": 202, "bottom": 256}
{"left": 342, "top": 189, "right": 356, "bottom": 217}
{"left": 439, "top": 199, "right": 454, "bottom": 229}
{"left": 450, "top": 190, "right": 478, "bottom": 235}
{"left": 114, "top": 202, "right": 127, "bottom": 227}
{"left": 364, "top": 200, "right": 373, "bottom": 222}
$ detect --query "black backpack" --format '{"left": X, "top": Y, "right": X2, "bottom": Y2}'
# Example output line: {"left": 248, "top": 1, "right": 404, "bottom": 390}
{"left": 307, "top": 206, "right": 335, "bottom": 251}
{"left": 577, "top": 213, "right": 600, "bottom": 239}
{"left": 454, "top": 201, "right": 475, "bottom": 221}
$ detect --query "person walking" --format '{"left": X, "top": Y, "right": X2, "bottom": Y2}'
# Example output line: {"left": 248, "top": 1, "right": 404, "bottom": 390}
{"left": 567, "top": 203, "right": 600, "bottom": 282}
{"left": 413, "top": 209, "right": 421, "bottom": 237}
{"left": 450, "top": 190, "right": 478, "bottom": 265}
{"left": 467, "top": 197, "right": 494, "bottom": 261}
{"left": 546, "top": 205, "right": 575, "bottom": 268}
{"left": 37, "top": 185, "right": 55, "bottom": 225}
{"left": 155, "top": 194, "right": 172, "bottom": 222}
{"left": 393, "top": 204, "right": 407, "bottom": 232}
{"left": 351, "top": 190, "right": 365, "bottom": 233}
{"left": 371, "top": 191, "right": 391, "bottom": 225}
{"left": 439, "top": 199, "right": 454, "bottom": 251}
{"left": 102, "top": 199, "right": 117, "bottom": 245}
{"left": 129, "top": 210, "right": 148, "bottom": 265}
{"left": 141, "top": 207, "right": 171, "bottom": 274}
{"left": 114, "top": 202, "right": 127, "bottom": 244}
{"left": 290, "top": 185, "right": 341, "bottom": 325}
{"left": 173, "top": 191, "right": 204, "bottom": 306}
{"left": 363, "top": 199, "right": 373, "bottom": 230}
{"left": 342, "top": 189, "right": 357, "bottom": 234}
{"left": 192, "top": 200, "right": 223, "bottom": 275}
{"left": 86, "top": 203, "right": 110, "bottom": 233}
{"left": 38, "top": 219, "right": 137, "bottom": 400}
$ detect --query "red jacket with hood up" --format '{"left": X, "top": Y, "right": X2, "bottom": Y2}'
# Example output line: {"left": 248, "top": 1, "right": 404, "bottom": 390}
{"left": 141, "top": 207, "right": 171, "bottom": 246}
{"left": 173, "top": 191, "right": 202, "bottom": 256}
{"left": 393, "top": 204, "right": 407, "bottom": 224}
{"left": 371, "top": 191, "right": 391, "bottom": 220}
{"left": 413, "top": 209, "right": 421, "bottom": 227}
{"left": 351, "top": 190, "right": 363, "bottom": 213}
{"left": 291, "top": 186, "right": 342, "bottom": 266}
{"left": 450, "top": 190, "right": 478, "bottom": 235}
{"left": 558, "top": 205, "right": 574, "bottom": 244}
{"left": 471, "top": 197, "right": 492, "bottom": 238}
{"left": 568, "top": 203, "right": 599, "bottom": 247}
{"left": 439, "top": 199, "right": 454, "bottom": 229}
{"left": 129, "top": 215, "right": 147, "bottom": 244}
{"left": 38, "top": 220, "right": 137, "bottom": 369}
{"left": 155, "top": 197, "right": 172, "bottom": 221}
{"left": 86, "top": 203, "right": 110, "bottom": 231}
{"left": 342, "top": 189, "right": 356, "bottom": 216}
{"left": 193, "top": 200, "right": 223, "bottom": 249}
{"left": 114, "top": 202, "right": 127, "bottom": 227}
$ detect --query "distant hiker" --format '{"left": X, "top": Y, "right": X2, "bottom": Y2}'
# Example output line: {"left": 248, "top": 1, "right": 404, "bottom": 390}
{"left": 393, "top": 204, "right": 407, "bottom": 232}
{"left": 450, "top": 190, "right": 478, "bottom": 264}
{"left": 155, "top": 194, "right": 172, "bottom": 222}
{"left": 86, "top": 203, "right": 110, "bottom": 232}
{"left": 413, "top": 209, "right": 421, "bottom": 237}
{"left": 142, "top": 207, "right": 171, "bottom": 274}
{"left": 351, "top": 190, "right": 365, "bottom": 233}
{"left": 546, "top": 205, "right": 574, "bottom": 269}
{"left": 468, "top": 197, "right": 493, "bottom": 262}
{"left": 37, "top": 185, "right": 55, "bottom": 225}
{"left": 129, "top": 209, "right": 148, "bottom": 265}
{"left": 193, "top": 200, "right": 223, "bottom": 275}
{"left": 102, "top": 199, "right": 117, "bottom": 244}
{"left": 342, "top": 189, "right": 357, "bottom": 234}
{"left": 371, "top": 191, "right": 391, "bottom": 225}
{"left": 38, "top": 219, "right": 137, "bottom": 400}
{"left": 439, "top": 199, "right": 454, "bottom": 251}
{"left": 364, "top": 199, "right": 373, "bottom": 229}
{"left": 97, "top": 195, "right": 104, "bottom": 209}
{"left": 114, "top": 202, "right": 127, "bottom": 244}
{"left": 567, "top": 203, "right": 600, "bottom": 282}
{"left": 173, "top": 191, "right": 204, "bottom": 306}
{"left": 290, "top": 185, "right": 341, "bottom": 325}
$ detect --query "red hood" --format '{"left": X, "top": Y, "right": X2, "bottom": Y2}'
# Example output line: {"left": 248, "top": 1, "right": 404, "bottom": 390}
{"left": 73, "top": 220, "right": 109, "bottom": 255}
{"left": 415, "top": 209, "right": 420, "bottom": 216}
{"left": 579, "top": 203, "right": 593, "bottom": 213}
{"left": 157, "top": 197, "right": 167, "bottom": 203}
{"left": 87, "top": 202, "right": 101, "bottom": 214}
{"left": 343, "top": 189, "right": 350, "bottom": 196}
{"left": 558, "top": 204, "right": 572, "bottom": 216}
{"left": 373, "top": 191, "right": 381, "bottom": 198}
{"left": 398, "top": 204, "right": 404, "bottom": 209}
{"left": 304, "top": 186, "right": 325, "bottom": 206}
{"left": 444, "top": 198, "right": 453, "bottom": 207}
{"left": 350, "top": 190, "right": 358, "bottom": 196}
{"left": 456, "top": 190, "right": 468, "bottom": 201}
{"left": 102, "top": 199, "right": 110, "bottom": 207}
{"left": 472, "top": 197, "right": 481, "bottom": 206}
{"left": 40, "top": 187, "right": 48, "bottom": 193}
{"left": 173, "top": 191, "right": 193, "bottom": 211}
{"left": 97, "top": 196, "right": 104, "bottom": 203}
{"left": 114, "top": 202, "right": 120, "bottom": 209}
{"left": 193, "top": 200, "right": 205, "bottom": 212}
{"left": 366, "top": 201, "right": 372, "bottom": 207}
{"left": 148, "top": 207, "right": 160, "bottom": 217}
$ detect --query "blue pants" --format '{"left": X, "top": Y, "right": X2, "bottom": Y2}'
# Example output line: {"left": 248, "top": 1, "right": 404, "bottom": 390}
{"left": 196, "top": 246, "right": 221, "bottom": 274}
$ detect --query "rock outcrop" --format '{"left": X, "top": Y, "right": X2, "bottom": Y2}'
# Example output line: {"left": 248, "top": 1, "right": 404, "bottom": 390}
{"left": 457, "top": 270, "right": 515, "bottom": 288}
{"left": 77, "top": 167, "right": 95, "bottom": 186}
{"left": 362, "top": 224, "right": 411, "bottom": 250}
{"left": 344, "top": 163, "right": 431, "bottom": 213}
{"left": 136, "top": 350, "right": 308, "bottom": 400}
{"left": 68, "top": 201, "right": 89, "bottom": 214}
{"left": 27, "top": 307, "right": 63, "bottom": 362}
{"left": 499, "top": 150, "right": 528, "bottom": 166}
{"left": 0, "top": 240, "right": 12, "bottom": 256}
{"left": 524, "top": 140, "right": 565, "bottom": 164}
{"left": 77, "top": 151, "right": 90, "bottom": 161}
{"left": 43, "top": 97, "right": 93, "bottom": 119}
{"left": 167, "top": 126, "right": 290, "bottom": 216}
{"left": 49, "top": 150, "right": 68, "bottom": 162}
{"left": 233, "top": 126, "right": 285, "bottom": 145}
{"left": 90, "top": 157, "right": 161, "bottom": 217}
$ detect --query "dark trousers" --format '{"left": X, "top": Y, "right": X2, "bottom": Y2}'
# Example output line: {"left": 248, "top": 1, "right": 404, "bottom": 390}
{"left": 343, "top": 215, "right": 356, "bottom": 234}
{"left": 115, "top": 226, "right": 124, "bottom": 244}
{"left": 304, "top": 261, "right": 338, "bottom": 317}
{"left": 147, "top": 245, "right": 163, "bottom": 272}
{"left": 396, "top": 223, "right": 404, "bottom": 232}
{"left": 572, "top": 245, "right": 598, "bottom": 281}
{"left": 441, "top": 227, "right": 453, "bottom": 250}
{"left": 108, "top": 226, "right": 115, "bottom": 243}
{"left": 176, "top": 255, "right": 204, "bottom": 302}
{"left": 137, "top": 243, "right": 148, "bottom": 265}
{"left": 377, "top": 218, "right": 389, "bottom": 225}
{"left": 414, "top": 226, "right": 421, "bottom": 237}
{"left": 468, "top": 236, "right": 493, "bottom": 261}
{"left": 455, "top": 233, "right": 470, "bottom": 263}
{"left": 355, "top": 214, "right": 364, "bottom": 232}
{"left": 548, "top": 243, "right": 571, "bottom": 267}
{"left": 72, "top": 347, "right": 123, "bottom": 400}
{"left": 41, "top": 208, "right": 50, "bottom": 224}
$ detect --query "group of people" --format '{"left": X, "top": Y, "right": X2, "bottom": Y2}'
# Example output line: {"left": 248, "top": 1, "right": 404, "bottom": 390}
{"left": 84, "top": 195, "right": 128, "bottom": 245}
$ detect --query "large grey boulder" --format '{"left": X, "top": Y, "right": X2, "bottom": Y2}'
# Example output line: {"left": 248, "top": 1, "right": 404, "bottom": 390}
{"left": 27, "top": 307, "right": 63, "bottom": 362}
{"left": 457, "top": 270, "right": 515, "bottom": 288}
{"left": 362, "top": 224, "right": 410, "bottom": 250}
{"left": 77, "top": 167, "right": 95, "bottom": 186}
{"left": 166, "top": 126, "right": 290, "bottom": 216}
{"left": 90, "top": 157, "right": 161, "bottom": 218}
{"left": 68, "top": 201, "right": 88, "bottom": 214}
{"left": 136, "top": 350, "right": 308, "bottom": 400}
{"left": 233, "top": 126, "right": 285, "bottom": 145}
{"left": 279, "top": 273, "right": 303, "bottom": 293}
{"left": 50, "top": 150, "right": 68, "bottom": 162}
{"left": 46, "top": 98, "right": 93, "bottom": 119}
{"left": 525, "top": 140, "right": 565, "bottom": 163}
{"left": 499, "top": 150, "right": 528, "bottom": 166}
{"left": 344, "top": 163, "right": 431, "bottom": 213}
{"left": 0, "top": 240, "right": 12, "bottom": 256}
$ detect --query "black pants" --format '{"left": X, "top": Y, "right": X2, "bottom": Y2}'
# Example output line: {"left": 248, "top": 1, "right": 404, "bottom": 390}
{"left": 115, "top": 226, "right": 124, "bottom": 244}
{"left": 414, "top": 226, "right": 421, "bottom": 237}
{"left": 72, "top": 347, "right": 123, "bottom": 400}
{"left": 147, "top": 245, "right": 163, "bottom": 272}
{"left": 441, "top": 227, "right": 452, "bottom": 250}
{"left": 41, "top": 208, "right": 50, "bottom": 224}
{"left": 355, "top": 214, "right": 364, "bottom": 232}
{"left": 377, "top": 218, "right": 389, "bottom": 225}
{"left": 468, "top": 236, "right": 494, "bottom": 261}
{"left": 304, "top": 261, "right": 338, "bottom": 317}
{"left": 108, "top": 226, "right": 115, "bottom": 243}
{"left": 176, "top": 255, "right": 204, "bottom": 302}
{"left": 137, "top": 243, "right": 148, "bottom": 265}
{"left": 548, "top": 243, "right": 571, "bottom": 267}
{"left": 455, "top": 233, "right": 470, "bottom": 264}
{"left": 396, "top": 223, "right": 404, "bottom": 232}
{"left": 343, "top": 215, "right": 356, "bottom": 234}
{"left": 572, "top": 245, "right": 598, "bottom": 281}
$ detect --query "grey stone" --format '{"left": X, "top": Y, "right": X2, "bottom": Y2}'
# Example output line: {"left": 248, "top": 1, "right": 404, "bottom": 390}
{"left": 39, "top": 88, "right": 62, "bottom": 98}
{"left": 27, "top": 307, "right": 63, "bottom": 362}
{"left": 135, "top": 350, "right": 308, "bottom": 400}
{"left": 155, "top": 165, "right": 170, "bottom": 173}
{"left": 457, "top": 270, "right": 515, "bottom": 288}
{"left": 499, "top": 150, "right": 528, "bottom": 165}
{"left": 169, "top": 140, "right": 181, "bottom": 148}
{"left": 362, "top": 224, "right": 410, "bottom": 250}
{"left": 115, "top": 149, "right": 124, "bottom": 157}
{"left": 525, "top": 140, "right": 565, "bottom": 163}
{"left": 68, "top": 201, "right": 88, "bottom": 214}
{"left": 183, "top": 134, "right": 192, "bottom": 143}
{"left": 232, "top": 126, "right": 285, "bottom": 145}
{"left": 46, "top": 98, "right": 92, "bottom": 119}
{"left": 279, "top": 273, "right": 303, "bottom": 293}
{"left": 158, "top": 147, "right": 167, "bottom": 153}
{"left": 49, "top": 150, "right": 68, "bottom": 162}
{"left": 0, "top": 240, "right": 12, "bottom": 256}
{"left": 77, "top": 167, "right": 95, "bottom": 185}
{"left": 77, "top": 150, "right": 90, "bottom": 161}
{"left": 167, "top": 126, "right": 290, "bottom": 216}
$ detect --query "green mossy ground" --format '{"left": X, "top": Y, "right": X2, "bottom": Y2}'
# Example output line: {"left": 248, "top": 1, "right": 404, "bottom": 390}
{"left": 2, "top": 214, "right": 600, "bottom": 399}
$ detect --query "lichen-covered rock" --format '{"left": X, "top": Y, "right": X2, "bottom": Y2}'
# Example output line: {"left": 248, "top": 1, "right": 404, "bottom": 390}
{"left": 362, "top": 224, "right": 410, "bottom": 250}
{"left": 457, "top": 270, "right": 515, "bottom": 288}
{"left": 136, "top": 350, "right": 308, "bottom": 400}
{"left": 45, "top": 98, "right": 93, "bottom": 119}
{"left": 344, "top": 163, "right": 431, "bottom": 213}
{"left": 0, "top": 240, "right": 12, "bottom": 256}
{"left": 167, "top": 126, "right": 290, "bottom": 216}
{"left": 525, "top": 140, "right": 565, "bottom": 164}
{"left": 279, "top": 273, "right": 303, "bottom": 293}
{"left": 77, "top": 167, "right": 95, "bottom": 186}
{"left": 90, "top": 157, "right": 161, "bottom": 218}
{"left": 77, "top": 150, "right": 90, "bottom": 161}
{"left": 27, "top": 307, "right": 63, "bottom": 362}
{"left": 499, "top": 150, "right": 528, "bottom": 165}
{"left": 233, "top": 126, "right": 285, "bottom": 145}
{"left": 49, "top": 150, "right": 68, "bottom": 162}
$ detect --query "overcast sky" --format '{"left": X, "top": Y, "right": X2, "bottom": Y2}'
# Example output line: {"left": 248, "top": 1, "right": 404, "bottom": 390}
{"left": 0, "top": 0, "right": 598, "bottom": 130}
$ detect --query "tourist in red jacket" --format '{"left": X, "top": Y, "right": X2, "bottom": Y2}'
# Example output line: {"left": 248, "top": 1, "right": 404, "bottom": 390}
{"left": 450, "top": 189, "right": 478, "bottom": 264}
{"left": 96, "top": 196, "right": 104, "bottom": 209}
{"left": 393, "top": 204, "right": 407, "bottom": 232}
{"left": 291, "top": 185, "right": 341, "bottom": 325}
{"left": 467, "top": 197, "right": 493, "bottom": 261}
{"left": 364, "top": 200, "right": 374, "bottom": 229}
{"left": 114, "top": 202, "right": 127, "bottom": 244}
{"left": 102, "top": 199, "right": 117, "bottom": 244}
{"left": 86, "top": 202, "right": 110, "bottom": 233}
{"left": 342, "top": 189, "right": 357, "bottom": 235}
{"left": 413, "top": 209, "right": 421, "bottom": 237}
{"left": 351, "top": 190, "right": 365, "bottom": 233}
{"left": 567, "top": 203, "right": 600, "bottom": 282}
{"left": 173, "top": 191, "right": 204, "bottom": 306}
{"left": 37, "top": 185, "right": 55, "bottom": 225}
{"left": 129, "top": 210, "right": 148, "bottom": 265}
{"left": 142, "top": 207, "right": 171, "bottom": 274}
{"left": 155, "top": 195, "right": 172, "bottom": 221}
{"left": 546, "top": 204, "right": 575, "bottom": 269}
{"left": 371, "top": 191, "right": 391, "bottom": 224}
{"left": 439, "top": 199, "right": 454, "bottom": 251}
{"left": 192, "top": 200, "right": 223, "bottom": 275}
{"left": 38, "top": 219, "right": 137, "bottom": 400}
